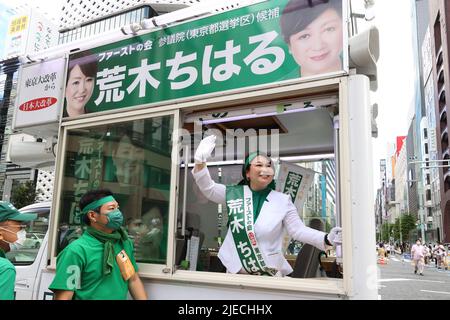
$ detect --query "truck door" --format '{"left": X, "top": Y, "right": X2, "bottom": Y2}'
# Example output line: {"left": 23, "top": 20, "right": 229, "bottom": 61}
{"left": 14, "top": 232, "right": 49, "bottom": 299}
{"left": 9, "top": 203, "right": 51, "bottom": 299}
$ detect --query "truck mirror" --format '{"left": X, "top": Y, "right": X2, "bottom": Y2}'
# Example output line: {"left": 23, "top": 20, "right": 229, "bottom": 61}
{"left": 349, "top": 26, "right": 380, "bottom": 91}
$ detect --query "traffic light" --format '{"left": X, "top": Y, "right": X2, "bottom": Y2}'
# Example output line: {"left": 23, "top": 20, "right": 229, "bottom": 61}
{"left": 349, "top": 26, "right": 380, "bottom": 91}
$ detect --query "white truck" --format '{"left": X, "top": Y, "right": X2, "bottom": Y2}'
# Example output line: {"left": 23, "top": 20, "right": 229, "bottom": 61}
{"left": 8, "top": 0, "right": 379, "bottom": 300}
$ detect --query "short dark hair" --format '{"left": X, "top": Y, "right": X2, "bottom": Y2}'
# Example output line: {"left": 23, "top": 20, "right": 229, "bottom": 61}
{"left": 280, "top": 0, "right": 342, "bottom": 44}
{"left": 79, "top": 189, "right": 113, "bottom": 225}
{"left": 66, "top": 50, "right": 98, "bottom": 86}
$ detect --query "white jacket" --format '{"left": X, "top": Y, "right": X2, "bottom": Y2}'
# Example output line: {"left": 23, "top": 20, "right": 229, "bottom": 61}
{"left": 192, "top": 167, "right": 327, "bottom": 276}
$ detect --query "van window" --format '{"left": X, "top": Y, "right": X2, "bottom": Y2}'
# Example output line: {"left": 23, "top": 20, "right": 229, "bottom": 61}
{"left": 5, "top": 206, "right": 50, "bottom": 266}
{"left": 57, "top": 115, "right": 173, "bottom": 265}
{"left": 175, "top": 103, "right": 340, "bottom": 278}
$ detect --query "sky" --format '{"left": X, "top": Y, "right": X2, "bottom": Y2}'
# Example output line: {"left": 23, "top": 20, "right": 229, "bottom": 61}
{"left": 351, "top": 0, "right": 416, "bottom": 195}
{"left": 0, "top": 0, "right": 416, "bottom": 196}
{"left": 370, "top": 0, "right": 415, "bottom": 192}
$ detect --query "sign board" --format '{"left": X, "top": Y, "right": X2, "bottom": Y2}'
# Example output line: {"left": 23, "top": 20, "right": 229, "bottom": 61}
{"left": 0, "top": 3, "right": 14, "bottom": 60}
{"left": 13, "top": 57, "right": 66, "bottom": 130}
{"left": 63, "top": 0, "right": 348, "bottom": 118}
{"left": 4, "top": 8, "right": 58, "bottom": 59}
{"left": 421, "top": 27, "right": 432, "bottom": 84}
{"left": 428, "top": 127, "right": 437, "bottom": 153}
{"left": 276, "top": 161, "right": 315, "bottom": 213}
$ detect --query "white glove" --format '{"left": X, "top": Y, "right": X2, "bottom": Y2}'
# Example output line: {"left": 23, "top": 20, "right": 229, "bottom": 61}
{"left": 326, "top": 227, "right": 342, "bottom": 246}
{"left": 194, "top": 135, "right": 216, "bottom": 164}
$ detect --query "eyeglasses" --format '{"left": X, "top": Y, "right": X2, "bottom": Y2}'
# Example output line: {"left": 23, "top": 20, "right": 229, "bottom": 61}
{"left": 0, "top": 224, "right": 27, "bottom": 234}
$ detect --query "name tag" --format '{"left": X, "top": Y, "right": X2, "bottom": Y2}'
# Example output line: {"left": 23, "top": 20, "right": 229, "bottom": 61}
{"left": 116, "top": 250, "right": 135, "bottom": 281}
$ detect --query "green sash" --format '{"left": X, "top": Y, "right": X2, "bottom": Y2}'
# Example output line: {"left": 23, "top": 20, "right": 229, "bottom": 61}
{"left": 225, "top": 185, "right": 277, "bottom": 276}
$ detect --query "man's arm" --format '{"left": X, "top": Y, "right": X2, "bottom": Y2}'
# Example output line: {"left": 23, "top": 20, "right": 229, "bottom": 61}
{"left": 53, "top": 290, "right": 74, "bottom": 300}
{"left": 128, "top": 273, "right": 148, "bottom": 300}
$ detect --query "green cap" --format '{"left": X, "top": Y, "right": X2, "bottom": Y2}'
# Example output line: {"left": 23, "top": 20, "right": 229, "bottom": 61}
{"left": 0, "top": 201, "right": 38, "bottom": 222}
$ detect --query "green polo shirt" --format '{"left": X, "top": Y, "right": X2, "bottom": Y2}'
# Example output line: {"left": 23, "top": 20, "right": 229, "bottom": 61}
{"left": 0, "top": 255, "right": 16, "bottom": 300}
{"left": 49, "top": 231, "right": 138, "bottom": 300}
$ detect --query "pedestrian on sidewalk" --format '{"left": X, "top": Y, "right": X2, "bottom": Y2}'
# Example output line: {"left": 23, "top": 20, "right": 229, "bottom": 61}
{"left": 377, "top": 243, "right": 386, "bottom": 264}
{"left": 411, "top": 239, "right": 426, "bottom": 276}
{"left": 427, "top": 243, "right": 434, "bottom": 264}
{"left": 424, "top": 245, "right": 431, "bottom": 265}
{"left": 433, "top": 242, "right": 446, "bottom": 269}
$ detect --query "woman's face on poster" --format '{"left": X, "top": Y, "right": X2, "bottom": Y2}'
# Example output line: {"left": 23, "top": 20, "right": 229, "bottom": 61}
{"left": 65, "top": 64, "right": 95, "bottom": 116}
{"left": 288, "top": 8, "right": 343, "bottom": 77}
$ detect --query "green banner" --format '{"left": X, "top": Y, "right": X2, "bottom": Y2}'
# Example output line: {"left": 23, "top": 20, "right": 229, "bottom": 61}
{"left": 64, "top": 0, "right": 345, "bottom": 117}
{"left": 283, "top": 171, "right": 303, "bottom": 203}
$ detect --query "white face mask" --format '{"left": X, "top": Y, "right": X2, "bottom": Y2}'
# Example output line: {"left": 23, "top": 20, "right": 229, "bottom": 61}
{"left": 0, "top": 227, "right": 27, "bottom": 251}
{"left": 10, "top": 229, "right": 27, "bottom": 251}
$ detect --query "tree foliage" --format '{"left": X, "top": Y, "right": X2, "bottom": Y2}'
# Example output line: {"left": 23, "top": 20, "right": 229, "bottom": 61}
{"left": 400, "top": 214, "right": 416, "bottom": 241}
{"left": 11, "top": 181, "right": 37, "bottom": 209}
{"left": 381, "top": 214, "right": 417, "bottom": 243}
{"left": 380, "top": 222, "right": 394, "bottom": 242}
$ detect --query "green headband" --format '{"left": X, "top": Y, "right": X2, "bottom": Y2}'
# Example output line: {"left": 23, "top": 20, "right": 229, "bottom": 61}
{"left": 81, "top": 196, "right": 116, "bottom": 214}
{"left": 245, "top": 152, "right": 259, "bottom": 169}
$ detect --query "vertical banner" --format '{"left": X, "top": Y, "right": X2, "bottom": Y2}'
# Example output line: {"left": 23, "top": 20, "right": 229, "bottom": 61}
{"left": 276, "top": 161, "right": 315, "bottom": 212}
{"left": 4, "top": 9, "right": 58, "bottom": 59}
{"left": 63, "top": 0, "right": 347, "bottom": 118}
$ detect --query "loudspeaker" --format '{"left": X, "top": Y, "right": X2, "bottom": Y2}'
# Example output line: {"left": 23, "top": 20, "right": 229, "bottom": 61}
{"left": 349, "top": 26, "right": 380, "bottom": 91}
{"left": 8, "top": 140, "right": 56, "bottom": 168}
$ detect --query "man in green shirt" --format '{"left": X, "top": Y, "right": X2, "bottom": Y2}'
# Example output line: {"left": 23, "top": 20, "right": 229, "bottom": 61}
{"left": 0, "top": 201, "right": 38, "bottom": 300}
{"left": 0, "top": 256, "right": 15, "bottom": 300}
{"left": 49, "top": 189, "right": 148, "bottom": 300}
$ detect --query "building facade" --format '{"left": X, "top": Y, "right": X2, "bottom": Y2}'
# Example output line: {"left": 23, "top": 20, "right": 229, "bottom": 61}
{"left": 394, "top": 137, "right": 408, "bottom": 224}
{"left": 406, "top": 119, "right": 419, "bottom": 218}
{"left": 428, "top": 0, "right": 450, "bottom": 242}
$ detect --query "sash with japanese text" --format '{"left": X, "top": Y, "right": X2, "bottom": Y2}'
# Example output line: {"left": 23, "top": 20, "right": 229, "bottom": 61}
{"left": 225, "top": 185, "right": 276, "bottom": 276}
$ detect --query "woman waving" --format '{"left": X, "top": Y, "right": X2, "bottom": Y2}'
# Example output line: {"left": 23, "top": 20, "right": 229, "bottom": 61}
{"left": 192, "top": 135, "right": 342, "bottom": 276}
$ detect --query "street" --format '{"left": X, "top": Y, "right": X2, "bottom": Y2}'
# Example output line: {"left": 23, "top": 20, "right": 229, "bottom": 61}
{"left": 379, "top": 254, "right": 450, "bottom": 300}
